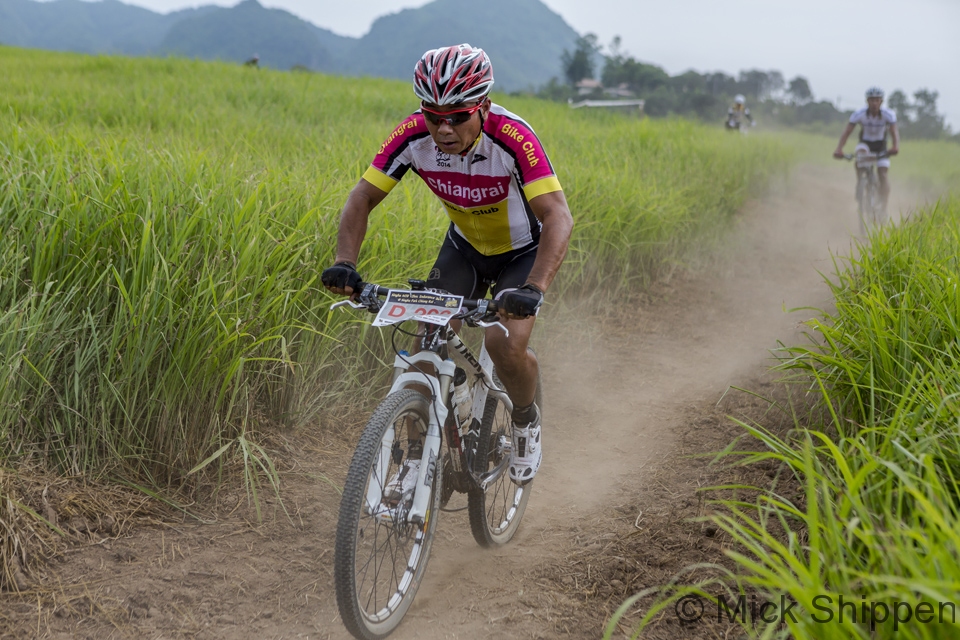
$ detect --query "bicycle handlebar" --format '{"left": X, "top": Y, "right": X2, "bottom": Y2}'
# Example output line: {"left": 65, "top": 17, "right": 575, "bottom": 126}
{"left": 349, "top": 281, "right": 500, "bottom": 315}
{"left": 330, "top": 281, "right": 510, "bottom": 334}
{"left": 840, "top": 150, "right": 889, "bottom": 161}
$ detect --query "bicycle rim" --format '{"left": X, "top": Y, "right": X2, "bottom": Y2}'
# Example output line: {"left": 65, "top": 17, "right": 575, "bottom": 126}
{"left": 334, "top": 390, "right": 441, "bottom": 639}
{"left": 467, "top": 366, "right": 539, "bottom": 546}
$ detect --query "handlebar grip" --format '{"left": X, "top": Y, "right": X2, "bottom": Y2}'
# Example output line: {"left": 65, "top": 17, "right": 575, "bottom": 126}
{"left": 352, "top": 281, "right": 387, "bottom": 297}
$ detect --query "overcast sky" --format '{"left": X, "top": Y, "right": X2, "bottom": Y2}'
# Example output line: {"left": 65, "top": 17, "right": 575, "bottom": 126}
{"left": 107, "top": 0, "right": 960, "bottom": 128}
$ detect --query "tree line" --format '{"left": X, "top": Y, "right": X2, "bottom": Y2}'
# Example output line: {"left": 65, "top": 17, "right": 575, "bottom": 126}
{"left": 541, "top": 35, "right": 956, "bottom": 141}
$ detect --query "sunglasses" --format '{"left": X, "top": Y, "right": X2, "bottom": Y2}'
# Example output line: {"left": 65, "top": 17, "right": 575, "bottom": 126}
{"left": 420, "top": 101, "right": 484, "bottom": 126}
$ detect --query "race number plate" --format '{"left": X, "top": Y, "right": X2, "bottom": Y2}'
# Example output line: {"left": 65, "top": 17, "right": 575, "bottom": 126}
{"left": 372, "top": 290, "right": 464, "bottom": 327}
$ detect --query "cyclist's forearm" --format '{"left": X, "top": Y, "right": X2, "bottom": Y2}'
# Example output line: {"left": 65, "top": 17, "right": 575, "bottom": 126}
{"left": 334, "top": 180, "right": 386, "bottom": 265}
{"left": 836, "top": 123, "right": 855, "bottom": 150}
{"left": 890, "top": 124, "right": 900, "bottom": 149}
{"left": 526, "top": 196, "right": 573, "bottom": 292}
{"left": 335, "top": 206, "right": 368, "bottom": 266}
{"left": 527, "top": 235, "right": 569, "bottom": 292}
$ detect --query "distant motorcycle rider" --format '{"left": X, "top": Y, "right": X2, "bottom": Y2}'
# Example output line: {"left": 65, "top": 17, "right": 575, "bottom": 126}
{"left": 725, "top": 94, "right": 754, "bottom": 130}
{"left": 833, "top": 86, "right": 900, "bottom": 213}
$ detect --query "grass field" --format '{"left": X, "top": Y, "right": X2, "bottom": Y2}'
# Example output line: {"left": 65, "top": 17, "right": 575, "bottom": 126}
{"left": 0, "top": 46, "right": 790, "bottom": 499}
{"left": 734, "top": 197, "right": 960, "bottom": 639}
{"left": 614, "top": 195, "right": 960, "bottom": 639}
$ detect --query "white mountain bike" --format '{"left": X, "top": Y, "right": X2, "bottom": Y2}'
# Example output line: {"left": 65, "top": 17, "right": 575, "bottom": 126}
{"left": 332, "top": 280, "right": 539, "bottom": 640}
{"left": 841, "top": 149, "right": 889, "bottom": 235}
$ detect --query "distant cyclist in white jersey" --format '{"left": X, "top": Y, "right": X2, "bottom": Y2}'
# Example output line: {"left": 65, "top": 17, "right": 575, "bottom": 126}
{"left": 725, "top": 94, "right": 754, "bottom": 131}
{"left": 833, "top": 87, "right": 900, "bottom": 211}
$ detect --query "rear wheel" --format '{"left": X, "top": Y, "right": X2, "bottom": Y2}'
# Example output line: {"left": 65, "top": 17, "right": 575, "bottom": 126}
{"left": 334, "top": 390, "right": 442, "bottom": 639}
{"left": 467, "top": 364, "right": 541, "bottom": 547}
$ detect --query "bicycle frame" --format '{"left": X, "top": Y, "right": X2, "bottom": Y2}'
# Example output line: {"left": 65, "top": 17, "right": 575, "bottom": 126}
{"left": 333, "top": 283, "right": 513, "bottom": 526}
{"left": 377, "top": 332, "right": 513, "bottom": 524}
{"left": 857, "top": 164, "right": 878, "bottom": 196}
{"left": 840, "top": 149, "right": 889, "bottom": 232}
{"left": 333, "top": 280, "right": 537, "bottom": 640}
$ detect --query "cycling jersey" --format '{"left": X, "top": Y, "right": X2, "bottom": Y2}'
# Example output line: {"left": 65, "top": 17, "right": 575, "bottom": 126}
{"left": 362, "top": 103, "right": 562, "bottom": 256}
{"left": 727, "top": 106, "right": 752, "bottom": 123}
{"left": 849, "top": 107, "right": 897, "bottom": 142}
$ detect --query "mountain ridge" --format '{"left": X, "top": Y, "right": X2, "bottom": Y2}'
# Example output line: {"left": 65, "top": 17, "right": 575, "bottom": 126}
{"left": 0, "top": 0, "right": 581, "bottom": 91}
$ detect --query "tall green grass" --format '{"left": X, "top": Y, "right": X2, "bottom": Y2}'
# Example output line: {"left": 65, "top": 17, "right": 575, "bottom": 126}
{"left": 618, "top": 198, "right": 960, "bottom": 639}
{"left": 0, "top": 46, "right": 788, "bottom": 487}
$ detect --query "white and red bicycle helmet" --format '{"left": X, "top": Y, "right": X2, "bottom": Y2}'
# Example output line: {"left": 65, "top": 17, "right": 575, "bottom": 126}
{"left": 413, "top": 44, "right": 494, "bottom": 106}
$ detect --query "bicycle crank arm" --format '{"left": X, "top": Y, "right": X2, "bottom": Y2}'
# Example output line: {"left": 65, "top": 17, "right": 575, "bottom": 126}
{"left": 476, "top": 437, "right": 512, "bottom": 491}
{"left": 477, "top": 463, "right": 508, "bottom": 491}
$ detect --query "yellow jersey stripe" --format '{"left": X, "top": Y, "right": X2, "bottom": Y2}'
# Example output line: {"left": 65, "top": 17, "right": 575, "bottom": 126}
{"left": 442, "top": 199, "right": 514, "bottom": 256}
{"left": 362, "top": 166, "right": 399, "bottom": 193}
{"left": 523, "top": 176, "right": 562, "bottom": 200}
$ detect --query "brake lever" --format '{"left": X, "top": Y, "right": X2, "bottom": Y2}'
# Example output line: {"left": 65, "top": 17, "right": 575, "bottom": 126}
{"left": 475, "top": 318, "right": 509, "bottom": 337}
{"left": 451, "top": 299, "right": 509, "bottom": 336}
{"left": 331, "top": 299, "right": 366, "bottom": 311}
{"left": 331, "top": 283, "right": 384, "bottom": 312}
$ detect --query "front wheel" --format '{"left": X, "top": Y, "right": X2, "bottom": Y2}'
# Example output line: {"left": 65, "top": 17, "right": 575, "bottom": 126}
{"left": 856, "top": 173, "right": 870, "bottom": 235}
{"left": 868, "top": 178, "right": 886, "bottom": 227}
{"left": 862, "top": 175, "right": 883, "bottom": 234}
{"left": 467, "top": 364, "right": 541, "bottom": 547}
{"left": 334, "top": 390, "right": 442, "bottom": 640}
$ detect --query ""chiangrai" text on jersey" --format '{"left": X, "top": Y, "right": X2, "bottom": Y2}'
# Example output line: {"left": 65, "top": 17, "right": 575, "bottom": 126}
{"left": 362, "top": 104, "right": 562, "bottom": 256}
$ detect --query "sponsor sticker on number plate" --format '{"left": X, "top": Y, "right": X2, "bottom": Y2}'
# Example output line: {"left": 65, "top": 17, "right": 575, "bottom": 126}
{"left": 372, "top": 290, "right": 463, "bottom": 326}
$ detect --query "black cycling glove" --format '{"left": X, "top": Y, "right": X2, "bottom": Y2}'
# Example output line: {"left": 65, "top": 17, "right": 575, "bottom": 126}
{"left": 321, "top": 262, "right": 362, "bottom": 292}
{"left": 497, "top": 284, "right": 544, "bottom": 318}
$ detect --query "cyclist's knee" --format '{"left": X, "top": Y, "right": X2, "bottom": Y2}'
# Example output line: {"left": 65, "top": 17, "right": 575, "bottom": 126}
{"left": 486, "top": 334, "right": 526, "bottom": 364}
{"left": 486, "top": 334, "right": 534, "bottom": 371}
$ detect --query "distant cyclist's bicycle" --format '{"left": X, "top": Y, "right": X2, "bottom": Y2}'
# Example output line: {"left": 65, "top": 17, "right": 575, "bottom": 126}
{"left": 725, "top": 115, "right": 754, "bottom": 135}
{"left": 332, "top": 280, "right": 538, "bottom": 639}
{"left": 840, "top": 149, "right": 889, "bottom": 234}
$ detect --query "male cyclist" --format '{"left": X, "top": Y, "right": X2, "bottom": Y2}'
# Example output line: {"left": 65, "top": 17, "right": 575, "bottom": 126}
{"left": 725, "top": 94, "right": 754, "bottom": 130}
{"left": 321, "top": 44, "right": 573, "bottom": 491}
{"left": 833, "top": 86, "right": 900, "bottom": 212}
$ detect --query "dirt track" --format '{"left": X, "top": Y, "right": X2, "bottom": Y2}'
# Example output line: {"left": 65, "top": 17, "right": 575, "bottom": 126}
{"left": 0, "top": 164, "right": 934, "bottom": 639}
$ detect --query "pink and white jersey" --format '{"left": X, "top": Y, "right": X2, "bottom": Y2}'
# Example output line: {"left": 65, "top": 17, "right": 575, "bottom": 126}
{"left": 849, "top": 107, "right": 897, "bottom": 142}
{"left": 361, "top": 103, "right": 562, "bottom": 256}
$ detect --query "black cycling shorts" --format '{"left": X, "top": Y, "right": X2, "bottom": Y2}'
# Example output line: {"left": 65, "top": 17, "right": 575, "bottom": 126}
{"left": 862, "top": 139, "right": 887, "bottom": 153}
{"left": 426, "top": 226, "right": 537, "bottom": 299}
